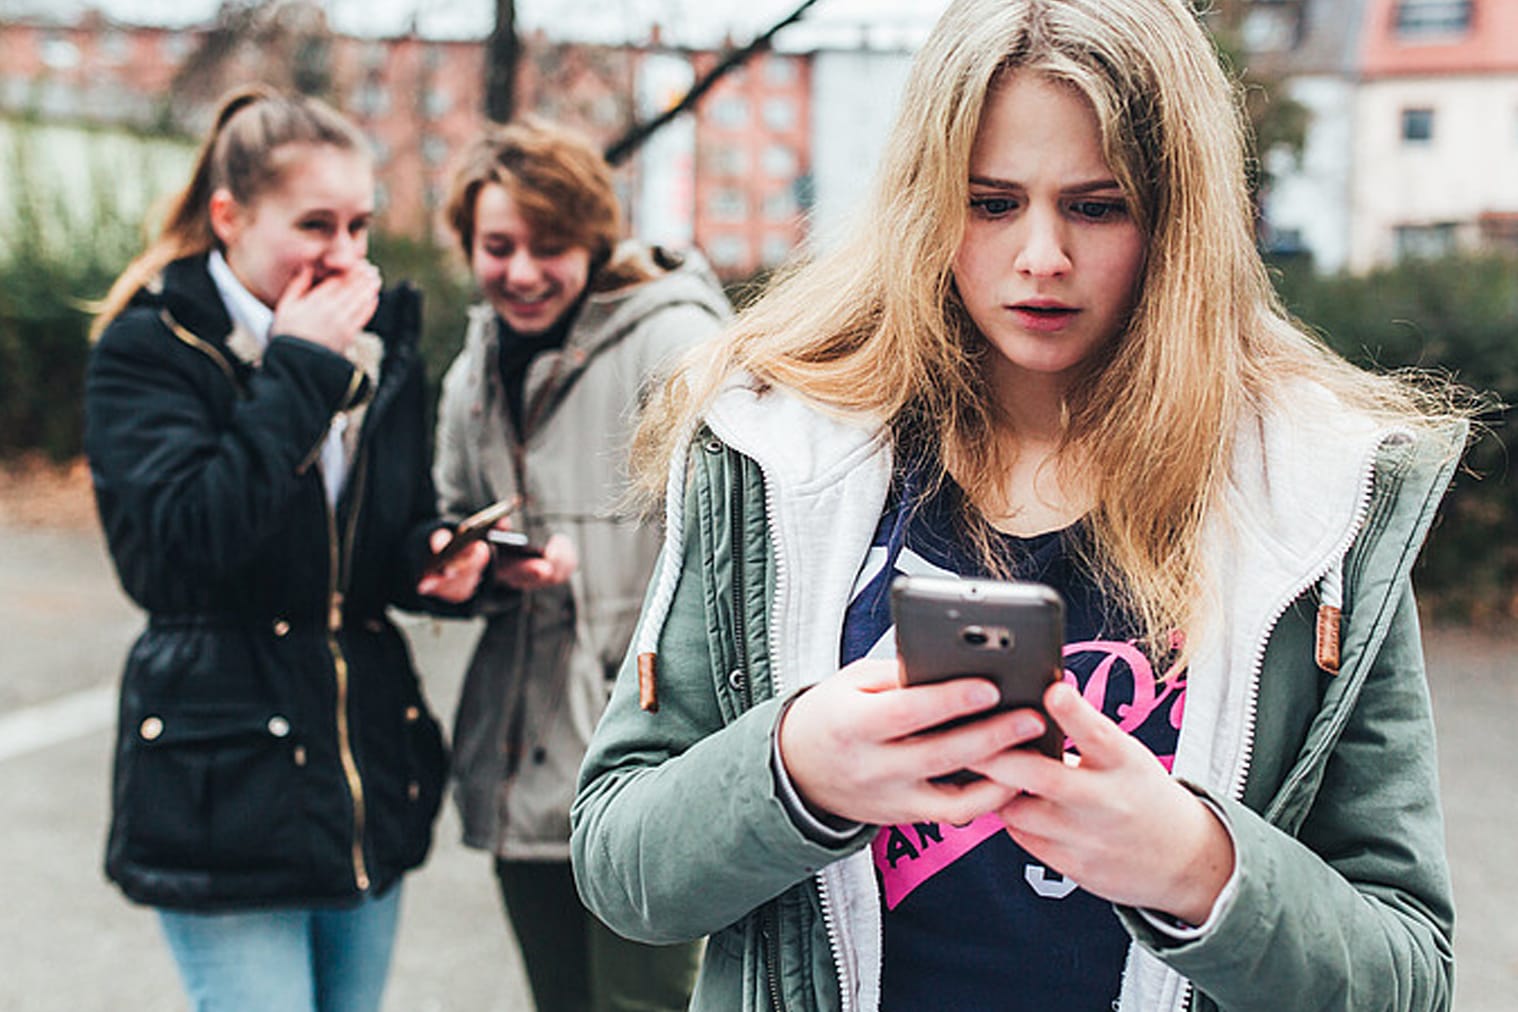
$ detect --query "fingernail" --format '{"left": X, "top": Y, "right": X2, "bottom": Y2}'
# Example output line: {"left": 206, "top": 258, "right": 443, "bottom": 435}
{"left": 969, "top": 683, "right": 1000, "bottom": 708}
{"left": 1014, "top": 714, "right": 1044, "bottom": 738}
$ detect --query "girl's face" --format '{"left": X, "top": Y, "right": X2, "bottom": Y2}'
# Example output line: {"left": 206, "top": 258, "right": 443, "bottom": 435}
{"left": 953, "top": 72, "right": 1146, "bottom": 403}
{"left": 470, "top": 182, "right": 592, "bottom": 337}
{"left": 213, "top": 144, "right": 374, "bottom": 308}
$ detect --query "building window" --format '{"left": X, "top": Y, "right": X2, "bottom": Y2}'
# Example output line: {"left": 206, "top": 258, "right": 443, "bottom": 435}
{"left": 42, "top": 35, "right": 82, "bottom": 70}
{"left": 707, "top": 235, "right": 749, "bottom": 269}
{"left": 761, "top": 97, "right": 797, "bottom": 131}
{"left": 707, "top": 145, "right": 747, "bottom": 177}
{"left": 764, "top": 57, "right": 799, "bottom": 86}
{"left": 763, "top": 188, "right": 798, "bottom": 221}
{"left": 761, "top": 144, "right": 798, "bottom": 178}
{"left": 710, "top": 96, "right": 748, "bottom": 129}
{"left": 1241, "top": 6, "right": 1301, "bottom": 52}
{"left": 355, "top": 82, "right": 391, "bottom": 118}
{"left": 1394, "top": 223, "right": 1457, "bottom": 260}
{"left": 761, "top": 234, "right": 794, "bottom": 266}
{"left": 422, "top": 135, "right": 449, "bottom": 166}
{"left": 424, "top": 87, "right": 451, "bottom": 118}
{"left": 1401, "top": 107, "right": 1434, "bottom": 144}
{"left": 708, "top": 188, "right": 748, "bottom": 222}
{"left": 1394, "top": 0, "right": 1472, "bottom": 37}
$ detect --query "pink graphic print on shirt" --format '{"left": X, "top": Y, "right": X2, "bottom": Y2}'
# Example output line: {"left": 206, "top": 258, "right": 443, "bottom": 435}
{"left": 873, "top": 638, "right": 1186, "bottom": 910}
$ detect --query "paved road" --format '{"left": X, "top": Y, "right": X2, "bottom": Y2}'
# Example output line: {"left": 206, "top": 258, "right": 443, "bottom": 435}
{"left": 2, "top": 524, "right": 1514, "bottom": 1011}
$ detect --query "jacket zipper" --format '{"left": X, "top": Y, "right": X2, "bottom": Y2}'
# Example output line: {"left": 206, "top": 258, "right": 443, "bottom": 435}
{"left": 325, "top": 448, "right": 371, "bottom": 892}
{"left": 1225, "top": 438, "right": 1386, "bottom": 806}
{"left": 297, "top": 371, "right": 366, "bottom": 476}
{"left": 1154, "top": 440, "right": 1389, "bottom": 1012}
{"left": 1255, "top": 438, "right": 1401, "bottom": 825}
{"left": 726, "top": 449, "right": 786, "bottom": 1012}
{"left": 169, "top": 303, "right": 376, "bottom": 894}
{"left": 160, "top": 309, "right": 246, "bottom": 396}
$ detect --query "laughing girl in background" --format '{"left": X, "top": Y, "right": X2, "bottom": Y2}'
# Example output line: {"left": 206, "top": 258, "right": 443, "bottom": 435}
{"left": 571, "top": 1, "right": 1468, "bottom": 1010}
{"left": 86, "top": 86, "right": 488, "bottom": 1012}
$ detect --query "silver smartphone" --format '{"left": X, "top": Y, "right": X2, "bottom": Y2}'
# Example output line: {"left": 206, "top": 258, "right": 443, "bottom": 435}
{"left": 891, "top": 575, "right": 1065, "bottom": 761}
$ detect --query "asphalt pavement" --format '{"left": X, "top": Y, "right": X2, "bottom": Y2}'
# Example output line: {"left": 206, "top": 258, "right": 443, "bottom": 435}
{"left": 1, "top": 523, "right": 1514, "bottom": 1011}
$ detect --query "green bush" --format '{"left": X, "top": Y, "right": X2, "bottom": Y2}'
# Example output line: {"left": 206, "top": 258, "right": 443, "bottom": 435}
{"left": 1271, "top": 254, "right": 1517, "bottom": 621}
{"left": 366, "top": 231, "right": 476, "bottom": 415}
{"left": 0, "top": 125, "right": 143, "bottom": 460}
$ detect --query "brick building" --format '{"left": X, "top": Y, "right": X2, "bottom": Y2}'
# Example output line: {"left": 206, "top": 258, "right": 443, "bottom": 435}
{"left": 0, "top": 8, "right": 813, "bottom": 279}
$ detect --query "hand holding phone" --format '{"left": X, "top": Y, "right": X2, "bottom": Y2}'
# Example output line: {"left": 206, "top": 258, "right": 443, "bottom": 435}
{"left": 892, "top": 575, "right": 1065, "bottom": 762}
{"left": 486, "top": 528, "right": 544, "bottom": 559}
{"left": 424, "top": 497, "right": 519, "bottom": 575}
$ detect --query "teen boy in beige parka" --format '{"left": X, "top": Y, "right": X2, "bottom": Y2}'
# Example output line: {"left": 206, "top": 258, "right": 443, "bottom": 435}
{"left": 433, "top": 111, "right": 730, "bottom": 1012}
{"left": 436, "top": 242, "right": 728, "bottom": 859}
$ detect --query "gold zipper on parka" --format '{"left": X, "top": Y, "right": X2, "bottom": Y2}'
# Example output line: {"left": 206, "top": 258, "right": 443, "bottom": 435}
{"left": 325, "top": 449, "right": 372, "bottom": 892}
{"left": 165, "top": 303, "right": 375, "bottom": 891}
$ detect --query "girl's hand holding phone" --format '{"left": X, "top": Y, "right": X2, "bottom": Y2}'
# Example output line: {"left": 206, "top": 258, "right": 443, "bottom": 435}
{"left": 776, "top": 658, "right": 1053, "bottom": 829}
{"left": 974, "top": 681, "right": 1235, "bottom": 926}
{"left": 272, "top": 261, "right": 382, "bottom": 355}
{"left": 417, "top": 526, "right": 492, "bottom": 602}
{"left": 495, "top": 529, "right": 578, "bottom": 591}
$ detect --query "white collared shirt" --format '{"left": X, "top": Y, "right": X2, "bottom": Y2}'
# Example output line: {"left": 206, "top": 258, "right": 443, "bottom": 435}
{"left": 207, "top": 250, "right": 349, "bottom": 507}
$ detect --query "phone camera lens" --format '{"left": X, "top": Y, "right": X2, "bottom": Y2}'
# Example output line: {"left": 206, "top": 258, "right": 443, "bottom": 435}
{"left": 961, "top": 626, "right": 989, "bottom": 647}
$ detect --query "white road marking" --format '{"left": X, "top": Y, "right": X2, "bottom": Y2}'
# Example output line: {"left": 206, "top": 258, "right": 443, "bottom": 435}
{"left": 0, "top": 686, "right": 116, "bottom": 762}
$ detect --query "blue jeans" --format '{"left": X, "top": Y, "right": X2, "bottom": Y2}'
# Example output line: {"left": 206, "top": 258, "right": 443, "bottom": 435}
{"left": 157, "top": 885, "right": 403, "bottom": 1012}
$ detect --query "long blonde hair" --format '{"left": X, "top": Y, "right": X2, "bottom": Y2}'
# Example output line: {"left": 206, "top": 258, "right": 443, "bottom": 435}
{"left": 635, "top": 0, "right": 1464, "bottom": 649}
{"left": 90, "top": 85, "right": 369, "bottom": 340}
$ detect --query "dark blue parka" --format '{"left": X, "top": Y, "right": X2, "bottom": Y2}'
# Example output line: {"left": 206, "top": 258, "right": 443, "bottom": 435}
{"left": 86, "top": 254, "right": 448, "bottom": 911}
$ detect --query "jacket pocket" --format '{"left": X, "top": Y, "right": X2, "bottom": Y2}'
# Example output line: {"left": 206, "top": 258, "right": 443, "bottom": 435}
{"left": 114, "top": 703, "right": 306, "bottom": 875}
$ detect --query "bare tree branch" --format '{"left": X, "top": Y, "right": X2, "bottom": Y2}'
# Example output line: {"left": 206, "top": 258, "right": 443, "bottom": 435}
{"left": 603, "top": 0, "right": 822, "bottom": 167}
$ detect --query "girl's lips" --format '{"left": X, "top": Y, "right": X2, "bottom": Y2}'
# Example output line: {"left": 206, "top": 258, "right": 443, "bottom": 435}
{"left": 1008, "top": 303, "right": 1078, "bottom": 332}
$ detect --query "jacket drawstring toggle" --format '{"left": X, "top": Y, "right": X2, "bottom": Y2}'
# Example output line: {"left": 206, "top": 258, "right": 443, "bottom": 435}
{"left": 1316, "top": 562, "right": 1343, "bottom": 675}
{"left": 638, "top": 652, "right": 660, "bottom": 712}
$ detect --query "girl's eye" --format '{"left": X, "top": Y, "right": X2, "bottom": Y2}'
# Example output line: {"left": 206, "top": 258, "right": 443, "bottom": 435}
{"left": 1070, "top": 199, "right": 1128, "bottom": 222}
{"left": 969, "top": 196, "right": 1018, "bottom": 218}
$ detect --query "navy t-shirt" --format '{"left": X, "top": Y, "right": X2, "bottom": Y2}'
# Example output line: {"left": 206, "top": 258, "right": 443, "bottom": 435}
{"left": 842, "top": 472, "right": 1186, "bottom": 1012}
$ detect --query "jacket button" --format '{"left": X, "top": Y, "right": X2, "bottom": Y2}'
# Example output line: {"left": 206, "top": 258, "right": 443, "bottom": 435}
{"left": 532, "top": 746, "right": 547, "bottom": 765}
{"left": 272, "top": 619, "right": 290, "bottom": 637}
{"left": 139, "top": 716, "right": 164, "bottom": 741}
{"left": 267, "top": 716, "right": 291, "bottom": 738}
{"left": 404, "top": 706, "right": 420, "bottom": 723}
{"left": 365, "top": 619, "right": 383, "bottom": 633}
{"left": 407, "top": 781, "right": 420, "bottom": 801}
{"left": 728, "top": 669, "right": 747, "bottom": 692}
